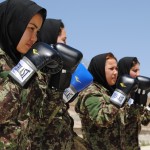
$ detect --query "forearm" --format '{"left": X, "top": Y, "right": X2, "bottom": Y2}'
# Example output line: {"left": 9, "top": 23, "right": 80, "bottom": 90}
{"left": 141, "top": 107, "right": 150, "bottom": 125}
{"left": 85, "top": 95, "right": 119, "bottom": 127}
{"left": 0, "top": 77, "right": 21, "bottom": 124}
{"left": 96, "top": 103, "right": 119, "bottom": 127}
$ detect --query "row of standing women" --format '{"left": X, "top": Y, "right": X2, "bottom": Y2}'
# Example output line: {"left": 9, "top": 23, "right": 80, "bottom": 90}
{"left": 75, "top": 55, "right": 150, "bottom": 150}
{"left": 0, "top": 0, "right": 149, "bottom": 150}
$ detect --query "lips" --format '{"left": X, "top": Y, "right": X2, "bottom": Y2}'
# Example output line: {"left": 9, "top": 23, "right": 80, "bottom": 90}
{"left": 26, "top": 43, "right": 32, "bottom": 48}
{"left": 26, "top": 42, "right": 34, "bottom": 49}
{"left": 112, "top": 77, "right": 117, "bottom": 82}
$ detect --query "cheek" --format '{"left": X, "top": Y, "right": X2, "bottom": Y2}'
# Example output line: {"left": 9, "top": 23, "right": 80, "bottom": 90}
{"left": 106, "top": 73, "right": 111, "bottom": 84}
{"left": 57, "top": 36, "right": 63, "bottom": 43}
{"left": 106, "top": 71, "right": 116, "bottom": 85}
{"left": 16, "top": 33, "right": 29, "bottom": 54}
{"left": 137, "top": 71, "right": 140, "bottom": 76}
{"left": 130, "top": 71, "right": 135, "bottom": 78}
{"left": 57, "top": 40, "right": 64, "bottom": 44}
{"left": 16, "top": 37, "right": 24, "bottom": 53}
{"left": 18, "top": 32, "right": 27, "bottom": 47}
{"left": 22, "top": 31, "right": 30, "bottom": 42}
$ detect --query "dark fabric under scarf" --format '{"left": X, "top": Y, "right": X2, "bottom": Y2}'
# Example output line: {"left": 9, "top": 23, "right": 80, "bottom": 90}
{"left": 38, "top": 19, "right": 62, "bottom": 44}
{"left": 88, "top": 53, "right": 115, "bottom": 95}
{"left": 0, "top": 0, "right": 46, "bottom": 64}
{"left": 118, "top": 57, "right": 137, "bottom": 77}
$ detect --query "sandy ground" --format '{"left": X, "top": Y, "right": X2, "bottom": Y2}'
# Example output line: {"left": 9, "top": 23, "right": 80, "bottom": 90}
{"left": 141, "top": 145, "right": 150, "bottom": 150}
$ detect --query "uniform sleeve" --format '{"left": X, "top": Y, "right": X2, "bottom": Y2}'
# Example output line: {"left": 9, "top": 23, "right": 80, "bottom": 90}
{"left": 141, "top": 107, "right": 150, "bottom": 125}
{"left": 85, "top": 94, "right": 119, "bottom": 127}
{"left": 0, "top": 75, "right": 21, "bottom": 124}
{"left": 126, "top": 104, "right": 150, "bottom": 127}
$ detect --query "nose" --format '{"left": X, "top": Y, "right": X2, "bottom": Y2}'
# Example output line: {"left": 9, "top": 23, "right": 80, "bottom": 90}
{"left": 114, "top": 69, "right": 118, "bottom": 75}
{"left": 137, "top": 71, "right": 140, "bottom": 76}
{"left": 31, "top": 32, "right": 37, "bottom": 43}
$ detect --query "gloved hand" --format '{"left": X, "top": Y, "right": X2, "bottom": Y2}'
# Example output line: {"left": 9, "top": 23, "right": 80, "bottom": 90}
{"left": 110, "top": 75, "right": 139, "bottom": 107}
{"left": 63, "top": 63, "right": 93, "bottom": 103}
{"left": 9, "top": 42, "right": 62, "bottom": 87}
{"left": 49, "top": 43, "right": 83, "bottom": 91}
{"left": 134, "top": 76, "right": 150, "bottom": 106}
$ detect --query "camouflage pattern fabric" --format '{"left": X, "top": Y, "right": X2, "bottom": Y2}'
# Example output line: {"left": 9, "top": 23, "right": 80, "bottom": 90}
{"left": 0, "top": 48, "right": 32, "bottom": 149}
{"left": 124, "top": 104, "right": 142, "bottom": 150}
{"left": 72, "top": 134, "right": 92, "bottom": 150}
{"left": 124, "top": 104, "right": 150, "bottom": 150}
{"left": 141, "top": 107, "right": 150, "bottom": 125}
{"left": 27, "top": 81, "right": 90, "bottom": 150}
{"left": 26, "top": 87, "right": 74, "bottom": 150}
{"left": 0, "top": 48, "right": 53, "bottom": 149}
{"left": 0, "top": 48, "right": 92, "bottom": 150}
{"left": 75, "top": 82, "right": 150, "bottom": 150}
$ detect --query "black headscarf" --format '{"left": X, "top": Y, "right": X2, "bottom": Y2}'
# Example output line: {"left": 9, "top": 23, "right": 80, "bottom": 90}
{"left": 118, "top": 57, "right": 138, "bottom": 77}
{"left": 38, "top": 18, "right": 62, "bottom": 44}
{"left": 88, "top": 53, "right": 116, "bottom": 94}
{"left": 0, "top": 0, "right": 46, "bottom": 64}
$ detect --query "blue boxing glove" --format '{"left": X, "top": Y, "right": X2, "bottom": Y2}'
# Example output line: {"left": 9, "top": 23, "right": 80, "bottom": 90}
{"left": 63, "top": 63, "right": 93, "bottom": 103}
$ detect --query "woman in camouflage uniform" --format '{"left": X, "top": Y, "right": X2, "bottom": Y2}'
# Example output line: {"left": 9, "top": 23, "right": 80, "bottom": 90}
{"left": 0, "top": 0, "right": 46, "bottom": 149}
{"left": 27, "top": 18, "right": 91, "bottom": 150}
{"left": 75, "top": 53, "right": 130, "bottom": 150}
{"left": 118, "top": 57, "right": 150, "bottom": 150}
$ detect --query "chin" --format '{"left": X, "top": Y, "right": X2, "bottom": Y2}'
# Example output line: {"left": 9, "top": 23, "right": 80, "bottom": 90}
{"left": 111, "top": 81, "right": 116, "bottom": 86}
{"left": 22, "top": 48, "right": 29, "bottom": 54}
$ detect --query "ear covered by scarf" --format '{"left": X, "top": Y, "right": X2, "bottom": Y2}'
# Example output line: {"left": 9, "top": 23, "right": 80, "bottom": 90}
{"left": 88, "top": 52, "right": 116, "bottom": 94}
{"left": 118, "top": 57, "right": 138, "bottom": 77}
{"left": 38, "top": 18, "right": 62, "bottom": 45}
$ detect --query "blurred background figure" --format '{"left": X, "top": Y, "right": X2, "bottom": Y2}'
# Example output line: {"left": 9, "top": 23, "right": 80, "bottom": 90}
{"left": 118, "top": 56, "right": 150, "bottom": 149}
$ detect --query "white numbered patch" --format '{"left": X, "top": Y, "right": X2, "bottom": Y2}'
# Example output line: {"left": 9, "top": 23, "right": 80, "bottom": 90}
{"left": 110, "top": 91, "right": 126, "bottom": 107}
{"left": 128, "top": 98, "right": 134, "bottom": 106}
{"left": 63, "top": 87, "right": 75, "bottom": 103}
{"left": 10, "top": 60, "right": 34, "bottom": 84}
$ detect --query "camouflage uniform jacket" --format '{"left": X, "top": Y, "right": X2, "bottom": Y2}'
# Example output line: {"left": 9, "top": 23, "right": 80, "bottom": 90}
{"left": 0, "top": 48, "right": 77, "bottom": 150}
{"left": 124, "top": 101, "right": 150, "bottom": 150}
{"left": 27, "top": 75, "right": 91, "bottom": 150}
{"left": 0, "top": 49, "right": 48, "bottom": 150}
{"left": 141, "top": 106, "right": 150, "bottom": 125}
{"left": 75, "top": 82, "right": 128, "bottom": 150}
{"left": 27, "top": 88, "right": 75, "bottom": 150}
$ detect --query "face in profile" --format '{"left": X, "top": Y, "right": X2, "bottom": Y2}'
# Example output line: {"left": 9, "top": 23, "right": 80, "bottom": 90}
{"left": 16, "top": 13, "right": 43, "bottom": 54}
{"left": 105, "top": 58, "right": 118, "bottom": 86}
{"left": 57, "top": 28, "right": 67, "bottom": 44}
{"left": 129, "top": 63, "right": 140, "bottom": 78}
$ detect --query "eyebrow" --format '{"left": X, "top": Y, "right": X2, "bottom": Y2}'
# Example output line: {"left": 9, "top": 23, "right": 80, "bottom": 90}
{"left": 29, "top": 23, "right": 38, "bottom": 29}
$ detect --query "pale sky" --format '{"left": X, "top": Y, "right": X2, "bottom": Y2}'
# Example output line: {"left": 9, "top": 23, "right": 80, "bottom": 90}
{"left": 1, "top": 0, "right": 150, "bottom": 77}
{"left": 35, "top": 0, "right": 150, "bottom": 77}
